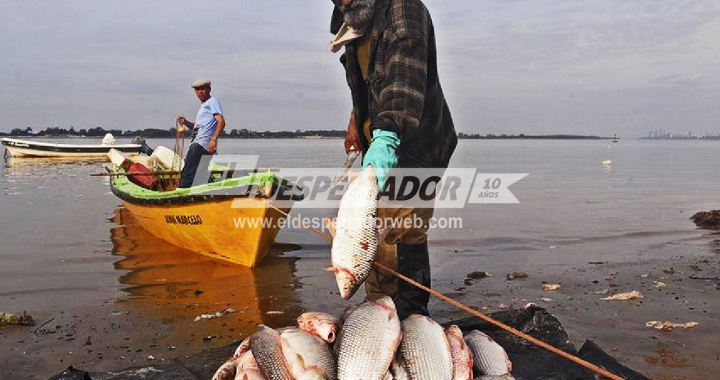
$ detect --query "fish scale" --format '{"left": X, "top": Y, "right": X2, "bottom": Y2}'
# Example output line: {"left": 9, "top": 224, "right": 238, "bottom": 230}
{"left": 400, "top": 315, "right": 454, "bottom": 380}
{"left": 336, "top": 297, "right": 402, "bottom": 380}
{"left": 330, "top": 166, "right": 380, "bottom": 300}
{"left": 280, "top": 328, "right": 337, "bottom": 380}
{"left": 446, "top": 325, "right": 474, "bottom": 380}
{"left": 250, "top": 325, "right": 293, "bottom": 380}
{"left": 464, "top": 330, "right": 513, "bottom": 376}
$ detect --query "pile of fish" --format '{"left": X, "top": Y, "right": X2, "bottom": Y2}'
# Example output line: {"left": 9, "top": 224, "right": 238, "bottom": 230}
{"left": 212, "top": 297, "right": 514, "bottom": 380}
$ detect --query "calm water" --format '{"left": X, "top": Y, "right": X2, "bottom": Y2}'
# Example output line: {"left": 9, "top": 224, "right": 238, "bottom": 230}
{"left": 1, "top": 138, "right": 719, "bottom": 378}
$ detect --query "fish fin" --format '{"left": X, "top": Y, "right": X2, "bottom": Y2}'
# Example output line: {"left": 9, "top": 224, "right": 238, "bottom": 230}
{"left": 323, "top": 217, "right": 336, "bottom": 238}
{"left": 325, "top": 266, "right": 338, "bottom": 273}
{"left": 296, "top": 353, "right": 305, "bottom": 369}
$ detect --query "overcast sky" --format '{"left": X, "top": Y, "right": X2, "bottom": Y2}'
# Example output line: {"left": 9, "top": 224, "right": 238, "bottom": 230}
{"left": 1, "top": 0, "right": 718, "bottom": 137}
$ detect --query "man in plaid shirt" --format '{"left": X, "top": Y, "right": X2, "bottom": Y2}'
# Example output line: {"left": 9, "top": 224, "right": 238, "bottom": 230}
{"left": 330, "top": 0, "right": 457, "bottom": 319}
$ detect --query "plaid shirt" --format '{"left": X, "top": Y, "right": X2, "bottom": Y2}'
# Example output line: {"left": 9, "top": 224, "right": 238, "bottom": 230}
{"left": 333, "top": 0, "right": 457, "bottom": 168}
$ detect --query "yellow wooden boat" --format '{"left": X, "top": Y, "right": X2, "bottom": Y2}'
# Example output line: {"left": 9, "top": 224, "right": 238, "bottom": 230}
{"left": 109, "top": 169, "right": 303, "bottom": 267}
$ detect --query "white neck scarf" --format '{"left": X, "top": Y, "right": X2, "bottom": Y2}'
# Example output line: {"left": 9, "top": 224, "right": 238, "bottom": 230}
{"left": 330, "top": 22, "right": 368, "bottom": 53}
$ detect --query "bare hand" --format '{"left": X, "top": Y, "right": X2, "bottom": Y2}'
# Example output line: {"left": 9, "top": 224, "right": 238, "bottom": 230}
{"left": 344, "top": 110, "right": 360, "bottom": 154}
{"left": 177, "top": 116, "right": 187, "bottom": 126}
{"left": 208, "top": 139, "right": 217, "bottom": 154}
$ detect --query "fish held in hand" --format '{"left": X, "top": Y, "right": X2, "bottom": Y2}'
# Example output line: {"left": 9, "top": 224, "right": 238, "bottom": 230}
{"left": 465, "top": 330, "right": 512, "bottom": 376}
{"left": 328, "top": 166, "right": 380, "bottom": 300}
{"left": 400, "top": 314, "right": 454, "bottom": 380}
{"left": 297, "top": 312, "right": 341, "bottom": 343}
{"left": 336, "top": 296, "right": 402, "bottom": 380}
{"left": 281, "top": 328, "right": 336, "bottom": 380}
{"left": 446, "top": 325, "right": 474, "bottom": 380}
{"left": 250, "top": 325, "right": 294, "bottom": 380}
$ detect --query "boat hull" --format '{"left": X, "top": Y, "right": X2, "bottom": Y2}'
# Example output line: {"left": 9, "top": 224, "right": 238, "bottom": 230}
{"left": 121, "top": 197, "right": 290, "bottom": 267}
{"left": 2, "top": 138, "right": 141, "bottom": 158}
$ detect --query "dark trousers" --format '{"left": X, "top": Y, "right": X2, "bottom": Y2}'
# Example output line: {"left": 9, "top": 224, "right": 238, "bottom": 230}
{"left": 179, "top": 143, "right": 211, "bottom": 188}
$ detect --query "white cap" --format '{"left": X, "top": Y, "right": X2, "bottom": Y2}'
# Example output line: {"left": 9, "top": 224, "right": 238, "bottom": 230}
{"left": 191, "top": 78, "right": 211, "bottom": 88}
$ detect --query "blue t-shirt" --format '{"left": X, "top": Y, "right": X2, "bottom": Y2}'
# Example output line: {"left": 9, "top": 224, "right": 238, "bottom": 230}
{"left": 193, "top": 97, "right": 223, "bottom": 150}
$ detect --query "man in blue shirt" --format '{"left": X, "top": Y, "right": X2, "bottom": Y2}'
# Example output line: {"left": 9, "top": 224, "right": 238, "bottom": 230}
{"left": 177, "top": 78, "right": 226, "bottom": 188}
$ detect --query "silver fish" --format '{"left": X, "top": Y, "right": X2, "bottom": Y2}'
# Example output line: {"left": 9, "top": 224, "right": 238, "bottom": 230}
{"left": 297, "top": 369, "right": 331, "bottom": 380}
{"left": 336, "top": 297, "right": 402, "bottom": 380}
{"left": 281, "top": 328, "right": 336, "bottom": 380}
{"left": 297, "top": 312, "right": 341, "bottom": 343}
{"left": 212, "top": 337, "right": 254, "bottom": 380}
{"left": 390, "top": 352, "right": 410, "bottom": 380}
{"left": 446, "top": 325, "right": 473, "bottom": 380}
{"left": 235, "top": 350, "right": 268, "bottom": 380}
{"left": 328, "top": 166, "right": 380, "bottom": 300}
{"left": 250, "top": 325, "right": 293, "bottom": 380}
{"left": 464, "top": 331, "right": 512, "bottom": 376}
{"left": 213, "top": 359, "right": 239, "bottom": 380}
{"left": 235, "top": 370, "right": 268, "bottom": 380}
{"left": 399, "top": 315, "right": 454, "bottom": 380}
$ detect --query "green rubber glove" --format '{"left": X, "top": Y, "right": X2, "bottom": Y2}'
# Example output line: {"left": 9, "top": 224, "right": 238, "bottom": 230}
{"left": 362, "top": 129, "right": 400, "bottom": 190}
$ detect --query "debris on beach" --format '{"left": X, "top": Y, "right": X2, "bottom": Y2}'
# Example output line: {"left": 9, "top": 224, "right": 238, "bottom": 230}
{"left": 194, "top": 308, "right": 236, "bottom": 322}
{"left": 652, "top": 281, "right": 666, "bottom": 288}
{"left": 585, "top": 289, "right": 609, "bottom": 295}
{"left": 645, "top": 321, "right": 699, "bottom": 331}
{"left": 689, "top": 274, "right": 720, "bottom": 281}
{"left": 663, "top": 267, "right": 675, "bottom": 275}
{"left": 468, "top": 271, "right": 493, "bottom": 279}
{"left": 506, "top": 272, "right": 528, "bottom": 281}
{"left": 540, "top": 298, "right": 554, "bottom": 303}
{"left": 601, "top": 291, "right": 643, "bottom": 301}
{"left": 542, "top": 284, "right": 561, "bottom": 291}
{"left": 0, "top": 311, "right": 35, "bottom": 327}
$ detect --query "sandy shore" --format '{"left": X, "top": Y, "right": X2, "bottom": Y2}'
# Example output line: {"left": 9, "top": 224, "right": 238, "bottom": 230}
{"left": 2, "top": 235, "right": 718, "bottom": 380}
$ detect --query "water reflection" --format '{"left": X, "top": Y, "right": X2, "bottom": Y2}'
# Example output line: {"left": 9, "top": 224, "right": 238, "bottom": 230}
{"left": 109, "top": 207, "right": 304, "bottom": 339}
{"left": 4, "top": 156, "right": 107, "bottom": 170}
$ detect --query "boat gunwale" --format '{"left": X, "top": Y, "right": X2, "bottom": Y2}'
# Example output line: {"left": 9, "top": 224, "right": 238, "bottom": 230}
{"left": 2, "top": 137, "right": 142, "bottom": 151}
{"left": 110, "top": 172, "right": 304, "bottom": 206}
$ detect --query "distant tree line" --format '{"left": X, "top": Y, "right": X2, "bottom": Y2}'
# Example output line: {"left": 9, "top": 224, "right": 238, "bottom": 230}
{"left": 0, "top": 127, "right": 345, "bottom": 139}
{"left": 1, "top": 127, "right": 608, "bottom": 140}
{"left": 457, "top": 132, "right": 607, "bottom": 140}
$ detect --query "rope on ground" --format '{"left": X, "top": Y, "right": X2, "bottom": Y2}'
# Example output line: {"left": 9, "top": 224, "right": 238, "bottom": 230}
{"left": 373, "top": 262, "right": 627, "bottom": 380}
{"left": 269, "top": 205, "right": 626, "bottom": 380}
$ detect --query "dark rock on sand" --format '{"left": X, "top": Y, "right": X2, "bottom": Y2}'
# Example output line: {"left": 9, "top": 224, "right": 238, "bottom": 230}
{"left": 690, "top": 210, "right": 720, "bottom": 229}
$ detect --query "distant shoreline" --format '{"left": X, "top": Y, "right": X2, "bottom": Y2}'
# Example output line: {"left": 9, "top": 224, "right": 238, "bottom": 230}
{"left": 1, "top": 128, "right": 616, "bottom": 140}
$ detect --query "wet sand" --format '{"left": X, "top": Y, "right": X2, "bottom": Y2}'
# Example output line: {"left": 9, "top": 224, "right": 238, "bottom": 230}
{"left": 2, "top": 208, "right": 718, "bottom": 380}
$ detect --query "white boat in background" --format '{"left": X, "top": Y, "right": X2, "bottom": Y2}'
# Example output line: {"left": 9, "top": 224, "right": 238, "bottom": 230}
{"left": 601, "top": 159, "right": 612, "bottom": 167}
{"left": 2, "top": 134, "right": 142, "bottom": 159}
